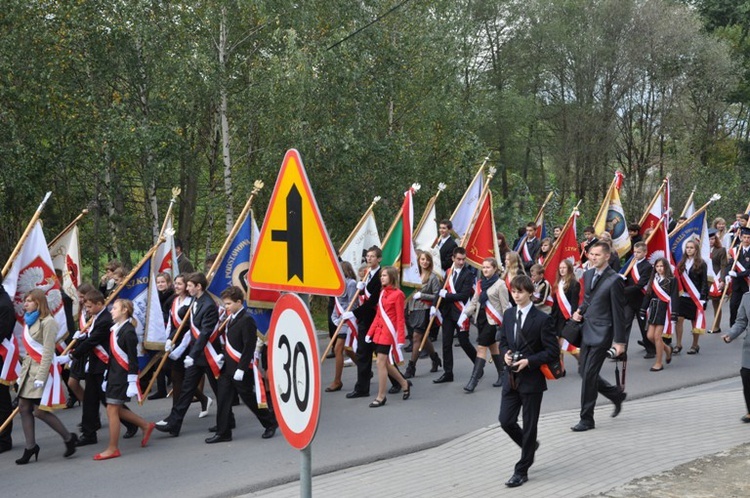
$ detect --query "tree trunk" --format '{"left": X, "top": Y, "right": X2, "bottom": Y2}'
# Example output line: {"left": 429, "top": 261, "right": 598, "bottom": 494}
{"left": 219, "top": 6, "right": 234, "bottom": 236}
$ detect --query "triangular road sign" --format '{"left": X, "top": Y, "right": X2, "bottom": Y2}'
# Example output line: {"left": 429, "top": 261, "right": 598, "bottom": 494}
{"left": 248, "top": 149, "right": 345, "bottom": 296}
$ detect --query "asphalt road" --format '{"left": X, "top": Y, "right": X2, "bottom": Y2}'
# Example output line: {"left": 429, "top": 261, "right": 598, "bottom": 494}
{"left": 0, "top": 309, "right": 743, "bottom": 498}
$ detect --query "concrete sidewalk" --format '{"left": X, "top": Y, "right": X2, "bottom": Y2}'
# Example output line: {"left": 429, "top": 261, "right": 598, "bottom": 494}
{"left": 244, "top": 377, "right": 750, "bottom": 497}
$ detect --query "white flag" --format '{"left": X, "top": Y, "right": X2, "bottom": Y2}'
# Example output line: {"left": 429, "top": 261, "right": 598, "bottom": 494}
{"left": 339, "top": 211, "right": 381, "bottom": 273}
{"left": 49, "top": 224, "right": 82, "bottom": 317}
{"left": 413, "top": 199, "right": 444, "bottom": 278}
{"left": 451, "top": 169, "right": 485, "bottom": 241}
{"left": 3, "top": 222, "right": 68, "bottom": 345}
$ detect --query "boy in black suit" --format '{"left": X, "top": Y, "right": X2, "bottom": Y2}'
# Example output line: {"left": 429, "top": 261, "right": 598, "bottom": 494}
{"left": 498, "top": 275, "right": 559, "bottom": 488}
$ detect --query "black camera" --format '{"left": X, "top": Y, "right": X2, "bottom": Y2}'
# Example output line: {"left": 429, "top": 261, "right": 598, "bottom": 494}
{"left": 511, "top": 351, "right": 524, "bottom": 371}
{"left": 606, "top": 347, "right": 626, "bottom": 360}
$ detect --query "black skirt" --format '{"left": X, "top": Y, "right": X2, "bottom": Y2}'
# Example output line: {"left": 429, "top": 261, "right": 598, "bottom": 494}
{"left": 678, "top": 296, "right": 697, "bottom": 321}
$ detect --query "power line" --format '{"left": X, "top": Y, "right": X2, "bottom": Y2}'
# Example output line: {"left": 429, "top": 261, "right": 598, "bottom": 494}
{"left": 327, "top": 0, "right": 414, "bottom": 51}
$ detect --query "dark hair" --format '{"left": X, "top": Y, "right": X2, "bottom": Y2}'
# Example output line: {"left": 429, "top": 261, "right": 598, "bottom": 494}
{"left": 510, "top": 275, "right": 534, "bottom": 294}
{"left": 174, "top": 238, "right": 184, "bottom": 250}
{"left": 84, "top": 289, "right": 105, "bottom": 304}
{"left": 439, "top": 219, "right": 452, "bottom": 230}
{"left": 366, "top": 246, "right": 382, "bottom": 259}
{"left": 583, "top": 226, "right": 595, "bottom": 234}
{"left": 591, "top": 241, "right": 611, "bottom": 254}
{"left": 381, "top": 266, "right": 400, "bottom": 287}
{"left": 649, "top": 257, "right": 674, "bottom": 282}
{"left": 496, "top": 232, "right": 510, "bottom": 253}
{"left": 453, "top": 246, "right": 466, "bottom": 257}
{"left": 105, "top": 260, "right": 122, "bottom": 272}
{"left": 187, "top": 272, "right": 208, "bottom": 290}
{"left": 742, "top": 214, "right": 750, "bottom": 222}
{"left": 628, "top": 223, "right": 641, "bottom": 232}
{"left": 220, "top": 286, "right": 245, "bottom": 302}
{"left": 341, "top": 261, "right": 356, "bottom": 280}
{"left": 677, "top": 239, "right": 706, "bottom": 274}
{"left": 529, "top": 263, "right": 544, "bottom": 275}
{"left": 156, "top": 272, "right": 173, "bottom": 287}
{"left": 555, "top": 259, "right": 575, "bottom": 290}
{"left": 77, "top": 283, "right": 95, "bottom": 296}
{"left": 526, "top": 222, "right": 536, "bottom": 229}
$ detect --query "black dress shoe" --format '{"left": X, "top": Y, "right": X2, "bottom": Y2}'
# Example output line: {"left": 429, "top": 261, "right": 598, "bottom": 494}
{"left": 154, "top": 423, "right": 179, "bottom": 437}
{"left": 208, "top": 420, "right": 236, "bottom": 432}
{"left": 123, "top": 426, "right": 138, "bottom": 439}
{"left": 345, "top": 390, "right": 369, "bottom": 399}
{"left": 570, "top": 422, "right": 595, "bottom": 432}
{"left": 432, "top": 373, "right": 453, "bottom": 384}
{"left": 205, "top": 434, "right": 232, "bottom": 444}
{"left": 388, "top": 384, "right": 402, "bottom": 394}
{"left": 612, "top": 392, "right": 626, "bottom": 418}
{"left": 148, "top": 392, "right": 167, "bottom": 400}
{"left": 0, "top": 445, "right": 13, "bottom": 454}
{"left": 75, "top": 435, "right": 98, "bottom": 447}
{"left": 643, "top": 352, "right": 655, "bottom": 359}
{"left": 262, "top": 425, "right": 277, "bottom": 439}
{"left": 505, "top": 474, "right": 528, "bottom": 487}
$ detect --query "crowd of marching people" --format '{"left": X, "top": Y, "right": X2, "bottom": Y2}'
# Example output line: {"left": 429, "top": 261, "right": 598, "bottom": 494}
{"left": 5, "top": 208, "right": 750, "bottom": 490}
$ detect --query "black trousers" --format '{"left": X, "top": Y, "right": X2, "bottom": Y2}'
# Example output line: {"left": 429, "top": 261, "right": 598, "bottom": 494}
{"left": 215, "top": 369, "right": 276, "bottom": 437}
{"left": 81, "top": 371, "right": 135, "bottom": 437}
{"left": 741, "top": 367, "right": 750, "bottom": 414}
{"left": 0, "top": 382, "right": 12, "bottom": 449}
{"left": 578, "top": 343, "right": 622, "bottom": 425}
{"left": 624, "top": 302, "right": 652, "bottom": 354}
{"left": 353, "top": 339, "right": 400, "bottom": 395}
{"left": 441, "top": 316, "right": 476, "bottom": 375}
{"left": 499, "top": 388, "right": 544, "bottom": 476}
{"left": 165, "top": 364, "right": 214, "bottom": 433}
{"left": 730, "top": 288, "right": 746, "bottom": 326}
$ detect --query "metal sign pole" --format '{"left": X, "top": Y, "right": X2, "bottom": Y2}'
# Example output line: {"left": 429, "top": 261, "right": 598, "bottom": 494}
{"left": 300, "top": 445, "right": 312, "bottom": 497}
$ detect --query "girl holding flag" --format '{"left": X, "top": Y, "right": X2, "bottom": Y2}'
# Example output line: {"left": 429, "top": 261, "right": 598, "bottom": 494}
{"left": 461, "top": 257, "right": 510, "bottom": 392}
{"left": 675, "top": 240, "right": 709, "bottom": 355}
{"left": 93, "top": 299, "right": 155, "bottom": 460}
{"left": 640, "top": 258, "right": 680, "bottom": 372}
{"left": 15, "top": 289, "right": 78, "bottom": 464}
{"left": 365, "top": 266, "right": 411, "bottom": 407}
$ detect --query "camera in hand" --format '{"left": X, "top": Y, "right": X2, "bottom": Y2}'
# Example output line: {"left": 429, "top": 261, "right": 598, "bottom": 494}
{"left": 511, "top": 351, "right": 524, "bottom": 372}
{"left": 606, "top": 347, "right": 625, "bottom": 360}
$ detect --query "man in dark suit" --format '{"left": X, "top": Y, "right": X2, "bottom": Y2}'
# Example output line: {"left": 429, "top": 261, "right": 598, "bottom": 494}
{"left": 580, "top": 226, "right": 598, "bottom": 265}
{"left": 175, "top": 238, "right": 195, "bottom": 275}
{"left": 726, "top": 227, "right": 750, "bottom": 326}
{"left": 570, "top": 241, "right": 627, "bottom": 431}
{"left": 207, "top": 286, "right": 277, "bottom": 443}
{"left": 498, "top": 275, "right": 559, "bottom": 487}
{"left": 436, "top": 220, "right": 458, "bottom": 273}
{"left": 433, "top": 247, "right": 476, "bottom": 383}
{"left": 624, "top": 242, "right": 654, "bottom": 358}
{"left": 0, "top": 275, "right": 16, "bottom": 453}
{"left": 521, "top": 222, "right": 541, "bottom": 272}
{"left": 156, "top": 272, "right": 220, "bottom": 436}
{"left": 70, "top": 290, "right": 137, "bottom": 445}
{"left": 345, "top": 246, "right": 402, "bottom": 398}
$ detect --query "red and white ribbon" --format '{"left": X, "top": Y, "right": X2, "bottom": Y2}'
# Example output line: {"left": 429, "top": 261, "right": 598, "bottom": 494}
{"left": 22, "top": 324, "right": 66, "bottom": 410}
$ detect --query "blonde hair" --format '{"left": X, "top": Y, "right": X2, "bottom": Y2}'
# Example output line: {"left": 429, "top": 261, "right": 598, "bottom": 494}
{"left": 26, "top": 288, "right": 51, "bottom": 318}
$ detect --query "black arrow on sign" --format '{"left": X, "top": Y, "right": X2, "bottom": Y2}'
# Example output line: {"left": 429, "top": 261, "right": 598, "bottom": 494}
{"left": 271, "top": 184, "right": 304, "bottom": 281}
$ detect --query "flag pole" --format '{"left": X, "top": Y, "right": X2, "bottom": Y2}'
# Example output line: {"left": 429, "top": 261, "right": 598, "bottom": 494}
{"left": 414, "top": 183, "right": 445, "bottom": 245}
{"left": 542, "top": 200, "right": 582, "bottom": 273}
{"left": 592, "top": 176, "right": 616, "bottom": 236}
{"left": 638, "top": 177, "right": 668, "bottom": 228}
{"left": 419, "top": 168, "right": 496, "bottom": 353}
{"left": 320, "top": 289, "right": 361, "bottom": 363}
{"left": 709, "top": 197, "right": 750, "bottom": 333}
{"left": 679, "top": 186, "right": 697, "bottom": 218}
{"left": 669, "top": 194, "right": 721, "bottom": 237}
{"left": 535, "top": 191, "right": 554, "bottom": 224}
{"left": 449, "top": 154, "right": 490, "bottom": 222}
{"left": 2, "top": 192, "right": 52, "bottom": 278}
{"left": 622, "top": 216, "right": 666, "bottom": 277}
{"left": 141, "top": 180, "right": 264, "bottom": 403}
{"left": 47, "top": 208, "right": 89, "bottom": 248}
{"left": 337, "top": 196, "right": 381, "bottom": 254}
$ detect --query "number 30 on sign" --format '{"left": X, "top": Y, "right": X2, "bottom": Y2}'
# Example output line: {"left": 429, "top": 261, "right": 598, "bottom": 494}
{"left": 267, "top": 293, "right": 321, "bottom": 450}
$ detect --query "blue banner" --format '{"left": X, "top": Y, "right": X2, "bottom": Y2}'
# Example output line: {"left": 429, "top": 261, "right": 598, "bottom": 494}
{"left": 207, "top": 215, "right": 251, "bottom": 299}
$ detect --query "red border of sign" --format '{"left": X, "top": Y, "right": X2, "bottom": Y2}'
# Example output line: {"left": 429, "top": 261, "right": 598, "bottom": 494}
{"left": 267, "top": 293, "right": 321, "bottom": 450}
{"left": 248, "top": 149, "right": 345, "bottom": 296}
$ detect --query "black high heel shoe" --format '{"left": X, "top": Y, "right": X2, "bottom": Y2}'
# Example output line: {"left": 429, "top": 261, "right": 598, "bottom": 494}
{"left": 64, "top": 434, "right": 78, "bottom": 457}
{"left": 16, "top": 445, "right": 40, "bottom": 465}
{"left": 403, "top": 380, "right": 413, "bottom": 400}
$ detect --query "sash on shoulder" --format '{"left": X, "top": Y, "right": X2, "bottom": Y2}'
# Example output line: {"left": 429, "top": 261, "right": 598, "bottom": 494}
{"left": 650, "top": 279, "right": 673, "bottom": 338}
{"left": 334, "top": 297, "right": 358, "bottom": 351}
{"left": 446, "top": 268, "right": 469, "bottom": 331}
{"left": 252, "top": 350, "right": 268, "bottom": 409}
{"left": 680, "top": 271, "right": 706, "bottom": 331}
{"left": 191, "top": 314, "right": 225, "bottom": 379}
{"left": 377, "top": 295, "right": 404, "bottom": 365}
{"left": 22, "top": 325, "right": 66, "bottom": 410}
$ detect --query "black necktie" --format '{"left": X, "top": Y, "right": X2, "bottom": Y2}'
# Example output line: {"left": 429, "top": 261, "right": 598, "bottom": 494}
{"left": 515, "top": 310, "right": 523, "bottom": 344}
{"left": 453, "top": 270, "right": 459, "bottom": 285}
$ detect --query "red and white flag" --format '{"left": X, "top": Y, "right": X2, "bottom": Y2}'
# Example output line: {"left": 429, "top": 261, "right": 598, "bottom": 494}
{"left": 400, "top": 186, "right": 422, "bottom": 287}
{"left": 49, "top": 224, "right": 82, "bottom": 309}
{"left": 154, "top": 216, "right": 179, "bottom": 277}
{"left": 463, "top": 191, "right": 499, "bottom": 269}
{"left": 450, "top": 166, "right": 485, "bottom": 240}
{"left": 543, "top": 210, "right": 580, "bottom": 285}
{"left": 3, "top": 222, "right": 68, "bottom": 348}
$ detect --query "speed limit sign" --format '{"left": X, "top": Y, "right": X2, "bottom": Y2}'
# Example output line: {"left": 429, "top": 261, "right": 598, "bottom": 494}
{"left": 267, "top": 293, "right": 321, "bottom": 450}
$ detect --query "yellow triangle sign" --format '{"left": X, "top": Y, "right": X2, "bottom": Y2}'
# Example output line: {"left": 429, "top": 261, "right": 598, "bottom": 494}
{"left": 248, "top": 149, "right": 345, "bottom": 296}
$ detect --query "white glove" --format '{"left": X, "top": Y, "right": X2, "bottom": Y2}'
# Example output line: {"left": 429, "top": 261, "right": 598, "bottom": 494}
{"left": 726, "top": 275, "right": 732, "bottom": 284}
{"left": 164, "top": 339, "right": 173, "bottom": 352}
{"left": 33, "top": 380, "right": 44, "bottom": 389}
{"left": 729, "top": 270, "right": 738, "bottom": 278}
{"left": 168, "top": 349, "right": 181, "bottom": 361}
{"left": 397, "top": 344, "right": 404, "bottom": 358}
{"left": 412, "top": 292, "right": 422, "bottom": 300}
{"left": 365, "top": 335, "right": 372, "bottom": 343}
{"left": 233, "top": 369, "right": 244, "bottom": 381}
{"left": 72, "top": 330, "right": 84, "bottom": 340}
{"left": 183, "top": 356, "right": 194, "bottom": 368}
{"left": 429, "top": 306, "right": 437, "bottom": 317}
{"left": 356, "top": 281, "right": 366, "bottom": 291}
{"left": 341, "top": 311, "right": 355, "bottom": 321}
{"left": 56, "top": 354, "right": 71, "bottom": 365}
{"left": 700, "top": 300, "right": 706, "bottom": 308}
{"left": 439, "top": 289, "right": 448, "bottom": 298}
{"left": 458, "top": 312, "right": 467, "bottom": 325}
{"left": 101, "top": 379, "right": 107, "bottom": 391}
{"left": 619, "top": 274, "right": 627, "bottom": 280}
{"left": 126, "top": 382, "right": 138, "bottom": 398}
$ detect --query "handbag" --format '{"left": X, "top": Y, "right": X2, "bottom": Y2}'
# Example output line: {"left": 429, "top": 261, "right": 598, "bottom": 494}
{"left": 540, "top": 357, "right": 565, "bottom": 380}
{"left": 560, "top": 319, "right": 583, "bottom": 347}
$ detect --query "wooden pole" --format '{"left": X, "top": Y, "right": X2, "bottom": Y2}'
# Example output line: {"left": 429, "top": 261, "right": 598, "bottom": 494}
{"left": 140, "top": 180, "right": 264, "bottom": 404}
{"left": 669, "top": 195, "right": 721, "bottom": 237}
{"left": 638, "top": 177, "right": 667, "bottom": 228}
{"left": 47, "top": 209, "right": 89, "bottom": 248}
{"left": 2, "top": 192, "right": 52, "bottom": 277}
{"left": 592, "top": 176, "right": 616, "bottom": 236}
{"left": 0, "top": 407, "right": 19, "bottom": 434}
{"left": 542, "top": 200, "right": 582, "bottom": 273}
{"left": 449, "top": 154, "right": 490, "bottom": 222}
{"left": 622, "top": 217, "right": 665, "bottom": 278}
{"left": 679, "top": 186, "right": 696, "bottom": 218}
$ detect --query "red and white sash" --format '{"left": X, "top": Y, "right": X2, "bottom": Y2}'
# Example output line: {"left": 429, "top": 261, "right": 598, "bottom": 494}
{"left": 680, "top": 270, "right": 706, "bottom": 331}
{"left": 446, "top": 268, "right": 469, "bottom": 331}
{"left": 730, "top": 246, "right": 750, "bottom": 287}
{"left": 0, "top": 336, "right": 21, "bottom": 385}
{"left": 170, "top": 296, "right": 192, "bottom": 330}
{"left": 632, "top": 261, "right": 647, "bottom": 294}
{"left": 190, "top": 312, "right": 225, "bottom": 379}
{"left": 555, "top": 282, "right": 578, "bottom": 352}
{"left": 22, "top": 324, "right": 66, "bottom": 410}
{"left": 334, "top": 296, "right": 358, "bottom": 351}
{"left": 252, "top": 349, "right": 268, "bottom": 409}
{"left": 109, "top": 322, "right": 142, "bottom": 402}
{"left": 477, "top": 280, "right": 503, "bottom": 326}
{"left": 377, "top": 294, "right": 404, "bottom": 365}
{"left": 521, "top": 240, "right": 532, "bottom": 262}
{"left": 650, "top": 278, "right": 673, "bottom": 338}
